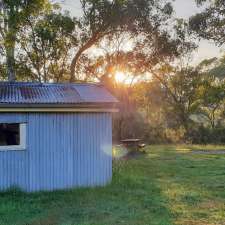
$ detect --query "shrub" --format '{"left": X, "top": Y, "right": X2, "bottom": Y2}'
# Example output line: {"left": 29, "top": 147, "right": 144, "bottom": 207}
{"left": 188, "top": 126, "right": 225, "bottom": 144}
{"left": 165, "top": 127, "right": 186, "bottom": 144}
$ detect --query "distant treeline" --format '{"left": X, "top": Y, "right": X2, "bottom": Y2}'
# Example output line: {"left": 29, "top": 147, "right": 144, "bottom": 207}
{"left": 111, "top": 57, "right": 225, "bottom": 144}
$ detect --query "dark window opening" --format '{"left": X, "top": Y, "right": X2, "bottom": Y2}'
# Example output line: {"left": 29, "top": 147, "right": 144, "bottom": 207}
{"left": 0, "top": 123, "right": 20, "bottom": 146}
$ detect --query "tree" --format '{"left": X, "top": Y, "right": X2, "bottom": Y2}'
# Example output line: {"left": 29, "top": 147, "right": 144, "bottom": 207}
{"left": 197, "top": 57, "right": 225, "bottom": 128}
{"left": 199, "top": 80, "right": 225, "bottom": 128}
{"left": 18, "top": 10, "right": 76, "bottom": 82}
{"left": 76, "top": 17, "right": 194, "bottom": 82}
{"left": 69, "top": 0, "right": 176, "bottom": 81}
{"left": 156, "top": 66, "right": 204, "bottom": 129}
{"left": 0, "top": 0, "right": 50, "bottom": 81}
{"left": 197, "top": 56, "right": 225, "bottom": 80}
{"left": 79, "top": 50, "right": 147, "bottom": 83}
{"left": 78, "top": 16, "right": 196, "bottom": 140}
{"left": 189, "top": 0, "right": 225, "bottom": 46}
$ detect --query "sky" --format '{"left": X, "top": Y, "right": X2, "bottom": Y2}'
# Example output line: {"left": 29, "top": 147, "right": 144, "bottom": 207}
{"left": 60, "top": 0, "right": 223, "bottom": 65}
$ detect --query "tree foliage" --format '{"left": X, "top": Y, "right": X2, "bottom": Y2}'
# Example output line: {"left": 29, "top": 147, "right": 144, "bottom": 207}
{"left": 189, "top": 0, "right": 225, "bottom": 45}
{"left": 18, "top": 9, "right": 76, "bottom": 82}
{"left": 0, "top": 0, "right": 51, "bottom": 81}
{"left": 69, "top": 0, "right": 180, "bottom": 81}
{"left": 112, "top": 55, "right": 225, "bottom": 143}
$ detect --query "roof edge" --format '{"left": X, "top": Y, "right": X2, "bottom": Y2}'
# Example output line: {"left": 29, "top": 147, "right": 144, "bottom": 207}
{"left": 0, "top": 102, "right": 118, "bottom": 108}
{"left": 0, "top": 107, "right": 118, "bottom": 113}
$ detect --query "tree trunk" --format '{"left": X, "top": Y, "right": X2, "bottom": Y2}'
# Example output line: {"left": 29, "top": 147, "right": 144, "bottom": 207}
{"left": 70, "top": 48, "right": 83, "bottom": 82}
{"left": 70, "top": 33, "right": 102, "bottom": 82}
{"left": 210, "top": 110, "right": 216, "bottom": 128}
{"left": 6, "top": 44, "right": 16, "bottom": 82}
{"left": 5, "top": 12, "right": 17, "bottom": 82}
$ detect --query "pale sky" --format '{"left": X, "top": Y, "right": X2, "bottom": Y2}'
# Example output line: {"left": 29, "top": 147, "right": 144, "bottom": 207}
{"left": 61, "top": 0, "right": 223, "bottom": 65}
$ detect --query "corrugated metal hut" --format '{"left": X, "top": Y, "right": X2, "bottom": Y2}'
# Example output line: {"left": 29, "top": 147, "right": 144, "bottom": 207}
{"left": 0, "top": 82, "right": 118, "bottom": 192}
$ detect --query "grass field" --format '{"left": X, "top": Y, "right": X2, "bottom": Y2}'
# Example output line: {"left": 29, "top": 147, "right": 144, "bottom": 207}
{"left": 1, "top": 145, "right": 225, "bottom": 225}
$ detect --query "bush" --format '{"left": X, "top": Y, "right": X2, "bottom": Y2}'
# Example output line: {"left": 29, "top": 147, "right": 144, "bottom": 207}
{"left": 165, "top": 127, "right": 186, "bottom": 144}
{"left": 113, "top": 109, "right": 225, "bottom": 145}
{"left": 188, "top": 126, "right": 225, "bottom": 144}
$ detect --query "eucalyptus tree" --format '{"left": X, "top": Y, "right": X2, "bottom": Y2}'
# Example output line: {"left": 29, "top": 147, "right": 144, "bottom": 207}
{"left": 189, "top": 0, "right": 225, "bottom": 46}
{"left": 199, "top": 80, "right": 225, "bottom": 128}
{"left": 197, "top": 56, "right": 225, "bottom": 80}
{"left": 0, "top": 0, "right": 50, "bottom": 81}
{"left": 69, "top": 0, "right": 179, "bottom": 81}
{"left": 18, "top": 10, "right": 76, "bottom": 82}
{"left": 74, "top": 17, "right": 194, "bottom": 83}
{"left": 197, "top": 56, "right": 225, "bottom": 128}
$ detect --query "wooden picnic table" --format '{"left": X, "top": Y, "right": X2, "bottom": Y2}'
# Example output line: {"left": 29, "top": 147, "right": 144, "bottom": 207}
{"left": 120, "top": 139, "right": 147, "bottom": 156}
{"left": 121, "top": 139, "right": 141, "bottom": 146}
{"left": 121, "top": 139, "right": 141, "bottom": 151}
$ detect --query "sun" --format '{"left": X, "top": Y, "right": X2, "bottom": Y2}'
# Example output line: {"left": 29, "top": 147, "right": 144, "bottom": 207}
{"left": 115, "top": 71, "right": 126, "bottom": 83}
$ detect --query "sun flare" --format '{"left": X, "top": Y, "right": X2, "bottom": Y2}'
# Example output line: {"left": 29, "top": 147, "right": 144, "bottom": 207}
{"left": 115, "top": 71, "right": 126, "bottom": 83}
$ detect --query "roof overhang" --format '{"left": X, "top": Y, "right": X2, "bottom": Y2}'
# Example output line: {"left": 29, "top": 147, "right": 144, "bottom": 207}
{"left": 0, "top": 108, "right": 118, "bottom": 113}
{"left": 0, "top": 103, "right": 118, "bottom": 113}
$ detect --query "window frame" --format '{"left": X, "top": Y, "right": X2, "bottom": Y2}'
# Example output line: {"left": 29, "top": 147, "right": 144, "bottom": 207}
{"left": 0, "top": 123, "right": 26, "bottom": 151}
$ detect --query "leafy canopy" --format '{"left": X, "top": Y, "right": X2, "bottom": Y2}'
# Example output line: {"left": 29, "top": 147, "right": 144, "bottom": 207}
{"left": 189, "top": 0, "right": 225, "bottom": 45}
{"left": 69, "top": 0, "right": 178, "bottom": 80}
{"left": 0, "top": 0, "right": 51, "bottom": 81}
{"left": 18, "top": 9, "right": 76, "bottom": 82}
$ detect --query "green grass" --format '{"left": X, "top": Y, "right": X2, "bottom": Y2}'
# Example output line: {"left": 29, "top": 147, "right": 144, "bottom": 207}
{"left": 1, "top": 145, "right": 225, "bottom": 225}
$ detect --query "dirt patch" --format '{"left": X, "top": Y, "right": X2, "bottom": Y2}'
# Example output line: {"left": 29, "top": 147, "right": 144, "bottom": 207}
{"left": 175, "top": 219, "right": 222, "bottom": 225}
{"left": 191, "top": 150, "right": 225, "bottom": 155}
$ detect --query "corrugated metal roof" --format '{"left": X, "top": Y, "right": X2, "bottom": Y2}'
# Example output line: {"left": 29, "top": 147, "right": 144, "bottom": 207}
{"left": 0, "top": 82, "right": 118, "bottom": 106}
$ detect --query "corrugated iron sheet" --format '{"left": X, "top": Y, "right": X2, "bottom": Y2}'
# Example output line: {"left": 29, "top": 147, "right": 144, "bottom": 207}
{"left": 0, "top": 82, "right": 118, "bottom": 105}
{"left": 0, "top": 112, "right": 112, "bottom": 192}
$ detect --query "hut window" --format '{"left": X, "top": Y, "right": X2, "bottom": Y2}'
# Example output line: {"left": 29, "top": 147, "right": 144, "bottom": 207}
{"left": 0, "top": 123, "right": 26, "bottom": 150}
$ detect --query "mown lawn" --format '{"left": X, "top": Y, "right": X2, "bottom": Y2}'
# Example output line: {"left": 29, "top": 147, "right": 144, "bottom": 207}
{"left": 1, "top": 145, "right": 225, "bottom": 225}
